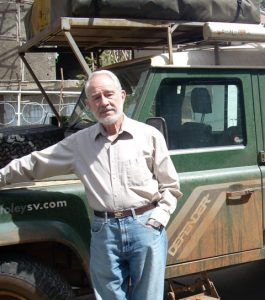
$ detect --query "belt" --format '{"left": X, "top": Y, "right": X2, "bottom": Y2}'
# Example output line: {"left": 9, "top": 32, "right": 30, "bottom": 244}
{"left": 94, "top": 202, "right": 157, "bottom": 219}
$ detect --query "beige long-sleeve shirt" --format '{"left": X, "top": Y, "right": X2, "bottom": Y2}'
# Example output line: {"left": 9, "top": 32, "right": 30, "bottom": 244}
{"left": 0, "top": 116, "right": 182, "bottom": 226}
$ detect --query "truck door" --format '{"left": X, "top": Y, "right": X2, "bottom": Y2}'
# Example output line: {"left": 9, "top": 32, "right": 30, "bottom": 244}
{"left": 257, "top": 70, "right": 265, "bottom": 256}
{"left": 141, "top": 69, "right": 263, "bottom": 278}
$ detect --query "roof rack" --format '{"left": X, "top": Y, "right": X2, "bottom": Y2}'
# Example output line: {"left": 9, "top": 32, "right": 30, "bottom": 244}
{"left": 19, "top": 17, "right": 204, "bottom": 53}
{"left": 18, "top": 17, "right": 205, "bottom": 73}
{"left": 19, "top": 17, "right": 265, "bottom": 68}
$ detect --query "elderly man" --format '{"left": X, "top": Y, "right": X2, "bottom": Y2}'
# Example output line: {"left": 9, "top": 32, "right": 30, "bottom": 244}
{"left": 0, "top": 70, "right": 182, "bottom": 300}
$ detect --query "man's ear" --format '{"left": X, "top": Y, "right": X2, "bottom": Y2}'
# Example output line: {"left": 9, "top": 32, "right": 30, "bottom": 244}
{"left": 121, "top": 90, "right": 126, "bottom": 102}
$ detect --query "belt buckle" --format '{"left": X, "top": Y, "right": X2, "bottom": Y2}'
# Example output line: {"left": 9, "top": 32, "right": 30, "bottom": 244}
{"left": 114, "top": 210, "right": 124, "bottom": 218}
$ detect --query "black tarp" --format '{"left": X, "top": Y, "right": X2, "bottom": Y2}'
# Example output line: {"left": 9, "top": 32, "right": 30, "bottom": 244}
{"left": 26, "top": 0, "right": 261, "bottom": 39}
{"left": 72, "top": 0, "right": 260, "bottom": 23}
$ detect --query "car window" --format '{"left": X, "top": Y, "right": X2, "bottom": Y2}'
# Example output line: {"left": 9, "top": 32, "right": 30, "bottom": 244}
{"left": 154, "top": 78, "right": 245, "bottom": 150}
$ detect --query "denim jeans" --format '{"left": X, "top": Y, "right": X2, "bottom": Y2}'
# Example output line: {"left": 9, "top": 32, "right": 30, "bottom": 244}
{"left": 90, "top": 209, "right": 168, "bottom": 300}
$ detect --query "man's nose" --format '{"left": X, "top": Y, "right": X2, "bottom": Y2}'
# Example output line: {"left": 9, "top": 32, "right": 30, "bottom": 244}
{"left": 99, "top": 94, "right": 109, "bottom": 105}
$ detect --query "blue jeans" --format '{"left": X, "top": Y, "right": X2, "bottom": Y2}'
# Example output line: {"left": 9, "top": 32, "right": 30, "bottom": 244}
{"left": 90, "top": 209, "right": 168, "bottom": 300}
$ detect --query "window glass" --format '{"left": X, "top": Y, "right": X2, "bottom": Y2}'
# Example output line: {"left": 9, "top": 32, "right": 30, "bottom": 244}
{"left": 154, "top": 79, "right": 245, "bottom": 150}
{"left": 68, "top": 61, "right": 150, "bottom": 129}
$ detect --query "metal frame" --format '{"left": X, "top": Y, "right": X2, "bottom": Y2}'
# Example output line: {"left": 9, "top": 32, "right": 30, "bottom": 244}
{"left": 18, "top": 17, "right": 205, "bottom": 71}
{"left": 19, "top": 18, "right": 203, "bottom": 52}
{"left": 19, "top": 53, "right": 63, "bottom": 126}
{"left": 18, "top": 18, "right": 205, "bottom": 125}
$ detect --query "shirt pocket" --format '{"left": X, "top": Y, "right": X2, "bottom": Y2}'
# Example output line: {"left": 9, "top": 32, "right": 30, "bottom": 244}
{"left": 124, "top": 156, "right": 153, "bottom": 187}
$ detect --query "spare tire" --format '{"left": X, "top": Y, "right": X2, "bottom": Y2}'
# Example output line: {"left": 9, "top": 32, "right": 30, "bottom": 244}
{"left": 0, "top": 125, "right": 65, "bottom": 168}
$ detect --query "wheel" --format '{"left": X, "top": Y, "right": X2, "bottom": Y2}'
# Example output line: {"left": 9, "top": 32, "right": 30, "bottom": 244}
{"left": 0, "top": 254, "right": 74, "bottom": 300}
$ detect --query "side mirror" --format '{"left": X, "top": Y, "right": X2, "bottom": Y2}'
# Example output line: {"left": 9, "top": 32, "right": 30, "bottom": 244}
{"left": 146, "top": 117, "right": 169, "bottom": 146}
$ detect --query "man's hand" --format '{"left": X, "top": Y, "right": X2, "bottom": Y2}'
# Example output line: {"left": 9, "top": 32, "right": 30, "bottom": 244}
{"left": 146, "top": 218, "right": 163, "bottom": 230}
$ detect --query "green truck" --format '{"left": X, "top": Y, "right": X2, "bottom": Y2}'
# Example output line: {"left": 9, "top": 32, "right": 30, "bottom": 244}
{"left": 1, "top": 18, "right": 265, "bottom": 299}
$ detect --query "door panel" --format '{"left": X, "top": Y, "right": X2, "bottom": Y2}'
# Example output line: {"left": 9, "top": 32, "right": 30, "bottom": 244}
{"left": 142, "top": 69, "right": 262, "bottom": 269}
{"left": 167, "top": 172, "right": 261, "bottom": 264}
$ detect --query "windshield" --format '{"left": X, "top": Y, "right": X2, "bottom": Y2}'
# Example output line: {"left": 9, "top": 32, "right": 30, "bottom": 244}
{"left": 68, "top": 60, "right": 150, "bottom": 128}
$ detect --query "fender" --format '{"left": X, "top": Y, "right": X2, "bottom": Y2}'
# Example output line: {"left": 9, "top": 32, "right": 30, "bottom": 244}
{"left": 0, "top": 220, "right": 90, "bottom": 276}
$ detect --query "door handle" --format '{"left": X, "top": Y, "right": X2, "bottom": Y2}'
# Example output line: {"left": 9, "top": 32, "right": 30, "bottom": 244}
{"left": 226, "top": 188, "right": 255, "bottom": 199}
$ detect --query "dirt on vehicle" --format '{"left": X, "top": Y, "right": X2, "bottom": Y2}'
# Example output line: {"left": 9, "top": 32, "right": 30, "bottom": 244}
{"left": 0, "top": 1, "right": 265, "bottom": 298}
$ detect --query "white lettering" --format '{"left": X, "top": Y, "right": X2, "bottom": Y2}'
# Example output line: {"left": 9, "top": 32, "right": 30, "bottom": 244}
{"left": 168, "top": 194, "right": 211, "bottom": 256}
{"left": 0, "top": 200, "right": 68, "bottom": 215}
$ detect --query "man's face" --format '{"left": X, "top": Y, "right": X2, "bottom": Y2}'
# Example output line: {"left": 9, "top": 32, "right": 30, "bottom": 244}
{"left": 86, "top": 74, "right": 126, "bottom": 125}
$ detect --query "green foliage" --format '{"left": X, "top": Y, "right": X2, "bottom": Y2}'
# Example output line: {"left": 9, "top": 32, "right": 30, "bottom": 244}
{"left": 85, "top": 50, "right": 132, "bottom": 71}
{"left": 76, "top": 50, "right": 132, "bottom": 87}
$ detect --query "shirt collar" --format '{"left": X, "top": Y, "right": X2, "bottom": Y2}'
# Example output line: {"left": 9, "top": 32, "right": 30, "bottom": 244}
{"left": 120, "top": 115, "right": 134, "bottom": 138}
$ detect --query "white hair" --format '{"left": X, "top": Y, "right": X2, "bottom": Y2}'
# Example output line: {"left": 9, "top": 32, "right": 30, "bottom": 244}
{"left": 85, "top": 70, "right": 122, "bottom": 98}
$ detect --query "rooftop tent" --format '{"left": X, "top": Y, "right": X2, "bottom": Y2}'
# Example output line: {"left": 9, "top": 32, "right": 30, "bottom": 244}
{"left": 26, "top": 0, "right": 260, "bottom": 39}
{"left": 72, "top": 0, "right": 260, "bottom": 22}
